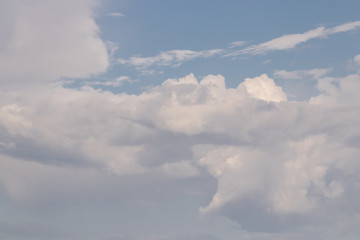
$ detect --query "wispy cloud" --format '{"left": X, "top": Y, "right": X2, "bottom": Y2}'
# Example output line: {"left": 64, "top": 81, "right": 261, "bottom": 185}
{"left": 87, "top": 76, "right": 134, "bottom": 87}
{"left": 228, "top": 41, "right": 246, "bottom": 48}
{"left": 328, "top": 21, "right": 360, "bottom": 34}
{"left": 226, "top": 21, "right": 360, "bottom": 56}
{"left": 118, "top": 49, "right": 223, "bottom": 70}
{"left": 108, "top": 12, "right": 125, "bottom": 17}
{"left": 117, "top": 21, "right": 360, "bottom": 73}
{"left": 274, "top": 68, "right": 332, "bottom": 80}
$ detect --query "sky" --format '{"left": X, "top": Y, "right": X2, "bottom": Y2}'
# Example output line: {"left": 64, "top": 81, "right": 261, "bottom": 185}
{"left": 1, "top": 0, "right": 360, "bottom": 239}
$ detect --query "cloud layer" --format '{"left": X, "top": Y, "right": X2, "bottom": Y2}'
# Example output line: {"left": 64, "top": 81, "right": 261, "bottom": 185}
{"left": 0, "top": 0, "right": 109, "bottom": 86}
{"left": 1, "top": 1, "right": 360, "bottom": 239}
{"left": 1, "top": 69, "right": 360, "bottom": 238}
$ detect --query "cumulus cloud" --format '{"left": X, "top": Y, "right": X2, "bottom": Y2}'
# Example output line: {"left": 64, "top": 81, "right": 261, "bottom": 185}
{"left": 194, "top": 72, "right": 360, "bottom": 234}
{"left": 242, "top": 74, "right": 287, "bottom": 102}
{"left": 226, "top": 21, "right": 360, "bottom": 56}
{"left": 118, "top": 49, "right": 223, "bottom": 70}
{"left": 1, "top": 70, "right": 360, "bottom": 237}
{"left": 1, "top": 2, "right": 360, "bottom": 237}
{"left": 0, "top": 0, "right": 109, "bottom": 85}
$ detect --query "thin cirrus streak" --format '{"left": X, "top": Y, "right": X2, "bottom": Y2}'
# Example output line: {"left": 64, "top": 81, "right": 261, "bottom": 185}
{"left": 273, "top": 68, "right": 332, "bottom": 80}
{"left": 225, "top": 21, "right": 360, "bottom": 56}
{"left": 118, "top": 49, "right": 224, "bottom": 69}
{"left": 117, "top": 21, "right": 360, "bottom": 72}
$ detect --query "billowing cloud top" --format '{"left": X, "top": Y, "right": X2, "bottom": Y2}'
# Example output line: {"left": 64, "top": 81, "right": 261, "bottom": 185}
{"left": 1, "top": 1, "right": 360, "bottom": 239}
{"left": 2, "top": 70, "right": 360, "bottom": 236}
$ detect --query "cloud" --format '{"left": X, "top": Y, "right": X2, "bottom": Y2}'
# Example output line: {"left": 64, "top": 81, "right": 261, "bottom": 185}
{"left": 87, "top": 76, "right": 135, "bottom": 87}
{"left": 354, "top": 54, "right": 360, "bottom": 65}
{"left": 101, "top": 234, "right": 219, "bottom": 240}
{"left": 226, "top": 21, "right": 360, "bottom": 56}
{"left": 194, "top": 72, "right": 360, "bottom": 234}
{"left": 108, "top": 12, "right": 125, "bottom": 17}
{"left": 328, "top": 21, "right": 360, "bottom": 34}
{"left": 0, "top": 0, "right": 109, "bottom": 86}
{"left": 349, "top": 54, "right": 360, "bottom": 73}
{"left": 274, "top": 68, "right": 331, "bottom": 80}
{"left": 1, "top": 70, "right": 360, "bottom": 237}
{"left": 2, "top": 1, "right": 360, "bottom": 239}
{"left": 228, "top": 41, "right": 246, "bottom": 48}
{"left": 118, "top": 49, "right": 223, "bottom": 70}
{"left": 0, "top": 220, "right": 71, "bottom": 239}
{"left": 117, "top": 21, "right": 360, "bottom": 74}
{"left": 242, "top": 74, "right": 287, "bottom": 102}
{"left": 160, "top": 161, "right": 200, "bottom": 178}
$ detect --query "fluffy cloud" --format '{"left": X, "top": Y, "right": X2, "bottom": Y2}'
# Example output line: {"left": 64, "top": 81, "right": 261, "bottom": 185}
{"left": 1, "top": 70, "right": 360, "bottom": 236}
{"left": 1, "top": 3, "right": 360, "bottom": 235}
{"left": 1, "top": 68, "right": 360, "bottom": 239}
{"left": 242, "top": 74, "right": 287, "bottom": 102}
{"left": 194, "top": 72, "right": 360, "bottom": 234}
{"left": 4, "top": 1, "right": 360, "bottom": 239}
{"left": 0, "top": 0, "right": 109, "bottom": 86}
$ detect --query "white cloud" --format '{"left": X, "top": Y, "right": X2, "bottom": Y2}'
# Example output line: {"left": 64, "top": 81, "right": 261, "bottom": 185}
{"left": 195, "top": 72, "right": 360, "bottom": 233}
{"left": 118, "top": 49, "right": 223, "bottom": 70}
{"left": 274, "top": 68, "right": 331, "bottom": 80}
{"left": 241, "top": 74, "right": 287, "bottom": 102}
{"left": 228, "top": 41, "right": 246, "bottom": 48}
{"left": 1, "top": 71, "right": 360, "bottom": 237}
{"left": 226, "top": 21, "right": 360, "bottom": 56}
{"left": 0, "top": 0, "right": 109, "bottom": 85}
{"left": 108, "top": 12, "right": 125, "bottom": 17}
{"left": 2, "top": 1, "right": 360, "bottom": 239}
{"left": 161, "top": 161, "right": 200, "bottom": 178}
{"left": 354, "top": 54, "right": 360, "bottom": 65}
{"left": 87, "top": 76, "right": 134, "bottom": 87}
{"left": 349, "top": 54, "right": 360, "bottom": 73}
{"left": 327, "top": 21, "right": 360, "bottom": 34}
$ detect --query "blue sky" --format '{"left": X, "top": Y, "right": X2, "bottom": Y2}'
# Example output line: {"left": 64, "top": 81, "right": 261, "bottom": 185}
{"left": 89, "top": 0, "right": 360, "bottom": 97}
{"left": 1, "top": 1, "right": 360, "bottom": 240}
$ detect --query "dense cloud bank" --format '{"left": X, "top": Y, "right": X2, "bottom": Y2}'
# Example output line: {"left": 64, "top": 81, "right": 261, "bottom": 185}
{"left": 0, "top": 0, "right": 108, "bottom": 86}
{"left": 1, "top": 1, "right": 360, "bottom": 239}
{"left": 1, "top": 71, "right": 360, "bottom": 237}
